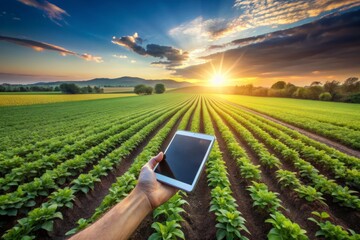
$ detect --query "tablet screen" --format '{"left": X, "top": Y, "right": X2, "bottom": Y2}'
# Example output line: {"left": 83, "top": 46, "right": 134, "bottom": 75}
{"left": 155, "top": 134, "right": 212, "bottom": 185}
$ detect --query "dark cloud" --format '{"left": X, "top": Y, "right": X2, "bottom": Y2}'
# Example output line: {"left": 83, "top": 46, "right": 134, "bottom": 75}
{"left": 175, "top": 9, "right": 360, "bottom": 82}
{"left": 17, "top": 0, "right": 69, "bottom": 25}
{"left": 0, "top": 35, "right": 103, "bottom": 62}
{"left": 112, "top": 33, "right": 188, "bottom": 70}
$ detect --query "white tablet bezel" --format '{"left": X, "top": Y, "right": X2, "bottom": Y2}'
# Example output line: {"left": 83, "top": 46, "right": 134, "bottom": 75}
{"left": 154, "top": 130, "right": 215, "bottom": 192}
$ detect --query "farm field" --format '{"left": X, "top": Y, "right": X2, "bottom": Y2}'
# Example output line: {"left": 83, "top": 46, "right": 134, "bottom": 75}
{"left": 0, "top": 93, "right": 359, "bottom": 240}
{"left": 219, "top": 95, "right": 360, "bottom": 150}
{"left": 0, "top": 93, "right": 136, "bottom": 106}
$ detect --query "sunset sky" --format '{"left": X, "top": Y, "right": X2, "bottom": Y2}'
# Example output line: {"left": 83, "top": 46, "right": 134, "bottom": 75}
{"left": 0, "top": 0, "right": 359, "bottom": 86}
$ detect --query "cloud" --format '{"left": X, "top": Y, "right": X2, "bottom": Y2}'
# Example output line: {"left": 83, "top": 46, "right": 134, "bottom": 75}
{"left": 169, "top": 0, "right": 360, "bottom": 43}
{"left": 233, "top": 0, "right": 360, "bottom": 27}
{"left": 17, "top": 0, "right": 69, "bottom": 25}
{"left": 112, "top": 32, "right": 145, "bottom": 55}
{"left": 173, "top": 9, "right": 360, "bottom": 84}
{"left": 112, "top": 33, "right": 188, "bottom": 70}
{"left": 168, "top": 17, "right": 231, "bottom": 41}
{"left": 112, "top": 54, "right": 128, "bottom": 59}
{"left": 0, "top": 35, "right": 103, "bottom": 63}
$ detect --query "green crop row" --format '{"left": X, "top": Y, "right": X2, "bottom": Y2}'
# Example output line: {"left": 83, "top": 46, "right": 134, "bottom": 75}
{"left": 2, "top": 97, "right": 195, "bottom": 239}
{"left": 222, "top": 105, "right": 360, "bottom": 189}
{"left": 209, "top": 99, "right": 327, "bottom": 205}
{"left": 214, "top": 99, "right": 360, "bottom": 210}
{"left": 0, "top": 99, "right": 190, "bottom": 221}
{"left": 233, "top": 107, "right": 360, "bottom": 170}
{"left": 0, "top": 103, "right": 157, "bottom": 169}
{"left": 202, "top": 99, "right": 249, "bottom": 240}
{"left": 0, "top": 110, "right": 128, "bottom": 163}
{"left": 65, "top": 97, "right": 194, "bottom": 237}
{"left": 221, "top": 96, "right": 360, "bottom": 150}
{"left": 0, "top": 100, "right": 129, "bottom": 150}
{"left": 0, "top": 106, "right": 170, "bottom": 191}
{"left": 205, "top": 99, "right": 309, "bottom": 240}
{"left": 149, "top": 97, "right": 199, "bottom": 239}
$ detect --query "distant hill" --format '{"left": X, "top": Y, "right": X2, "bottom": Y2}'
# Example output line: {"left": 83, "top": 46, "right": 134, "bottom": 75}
{"left": 30, "top": 76, "right": 193, "bottom": 88}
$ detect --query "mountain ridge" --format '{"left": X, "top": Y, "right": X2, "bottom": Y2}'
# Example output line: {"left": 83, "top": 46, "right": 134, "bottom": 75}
{"left": 28, "top": 76, "right": 193, "bottom": 88}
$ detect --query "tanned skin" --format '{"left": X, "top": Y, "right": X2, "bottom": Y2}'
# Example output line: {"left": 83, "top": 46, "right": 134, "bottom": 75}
{"left": 70, "top": 152, "right": 177, "bottom": 240}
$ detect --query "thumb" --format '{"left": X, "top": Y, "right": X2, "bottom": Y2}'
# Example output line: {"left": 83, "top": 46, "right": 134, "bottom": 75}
{"left": 147, "top": 152, "right": 164, "bottom": 169}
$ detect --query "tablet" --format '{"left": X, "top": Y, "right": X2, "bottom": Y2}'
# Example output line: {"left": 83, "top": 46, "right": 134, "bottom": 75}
{"left": 154, "top": 130, "right": 215, "bottom": 192}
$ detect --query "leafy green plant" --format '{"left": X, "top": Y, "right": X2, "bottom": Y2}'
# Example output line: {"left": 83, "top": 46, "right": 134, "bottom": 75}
{"left": 266, "top": 211, "right": 308, "bottom": 240}
{"left": 248, "top": 182, "right": 282, "bottom": 213}
{"left": 71, "top": 174, "right": 100, "bottom": 194}
{"left": 65, "top": 218, "right": 89, "bottom": 236}
{"left": 239, "top": 162, "right": 261, "bottom": 181}
{"left": 276, "top": 169, "right": 300, "bottom": 188}
{"left": 294, "top": 185, "right": 325, "bottom": 204}
{"left": 215, "top": 209, "right": 249, "bottom": 240}
{"left": 308, "top": 211, "right": 360, "bottom": 239}
{"left": 149, "top": 221, "right": 184, "bottom": 240}
{"left": 3, "top": 204, "right": 63, "bottom": 240}
{"left": 48, "top": 187, "right": 75, "bottom": 209}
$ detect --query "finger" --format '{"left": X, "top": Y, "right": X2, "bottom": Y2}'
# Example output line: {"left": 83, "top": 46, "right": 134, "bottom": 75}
{"left": 147, "top": 152, "right": 163, "bottom": 169}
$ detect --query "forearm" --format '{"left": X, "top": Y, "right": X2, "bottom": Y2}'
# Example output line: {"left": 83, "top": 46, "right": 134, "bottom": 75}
{"left": 70, "top": 187, "right": 152, "bottom": 240}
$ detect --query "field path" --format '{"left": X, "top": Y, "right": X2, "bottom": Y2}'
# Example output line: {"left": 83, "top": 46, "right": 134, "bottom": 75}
{"left": 223, "top": 100, "right": 360, "bottom": 158}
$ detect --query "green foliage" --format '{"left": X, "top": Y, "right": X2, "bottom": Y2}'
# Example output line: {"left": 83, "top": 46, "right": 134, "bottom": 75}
{"left": 276, "top": 169, "right": 300, "bottom": 188}
{"left": 48, "top": 187, "right": 75, "bottom": 209}
{"left": 149, "top": 221, "right": 184, "bottom": 240}
{"left": 247, "top": 182, "right": 282, "bottom": 213}
{"left": 67, "top": 98, "right": 193, "bottom": 236}
{"left": 319, "top": 92, "right": 332, "bottom": 101}
{"left": 271, "top": 81, "right": 287, "bottom": 89}
{"left": 154, "top": 83, "right": 166, "bottom": 94}
{"left": 308, "top": 211, "right": 360, "bottom": 239}
{"left": 134, "top": 84, "right": 153, "bottom": 95}
{"left": 215, "top": 209, "right": 249, "bottom": 240}
{"left": 3, "top": 204, "right": 63, "bottom": 240}
{"left": 266, "top": 212, "right": 308, "bottom": 240}
{"left": 239, "top": 162, "right": 261, "bottom": 181}
{"left": 59, "top": 83, "right": 81, "bottom": 94}
{"left": 294, "top": 185, "right": 325, "bottom": 204}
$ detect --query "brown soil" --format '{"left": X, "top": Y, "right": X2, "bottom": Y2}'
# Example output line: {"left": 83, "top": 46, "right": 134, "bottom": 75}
{"left": 178, "top": 99, "right": 217, "bottom": 239}
{"left": 208, "top": 105, "right": 267, "bottom": 240}
{"left": 223, "top": 100, "right": 360, "bottom": 158}
{"left": 48, "top": 108, "right": 183, "bottom": 239}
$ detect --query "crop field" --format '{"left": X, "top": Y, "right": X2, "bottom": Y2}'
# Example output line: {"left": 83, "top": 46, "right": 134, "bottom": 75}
{"left": 220, "top": 95, "right": 360, "bottom": 150}
{"left": 0, "top": 93, "right": 136, "bottom": 106}
{"left": 0, "top": 93, "right": 359, "bottom": 240}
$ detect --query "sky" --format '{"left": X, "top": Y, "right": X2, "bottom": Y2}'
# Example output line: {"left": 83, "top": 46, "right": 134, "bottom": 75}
{"left": 0, "top": 0, "right": 360, "bottom": 86}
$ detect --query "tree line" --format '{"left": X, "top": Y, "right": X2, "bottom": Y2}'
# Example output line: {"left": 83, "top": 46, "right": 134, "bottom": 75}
{"left": 0, "top": 83, "right": 103, "bottom": 94}
{"left": 133, "top": 83, "right": 165, "bottom": 95}
{"left": 224, "top": 77, "right": 360, "bottom": 103}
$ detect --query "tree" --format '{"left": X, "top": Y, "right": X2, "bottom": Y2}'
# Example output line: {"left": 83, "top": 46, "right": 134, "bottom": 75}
{"left": 134, "top": 84, "right": 147, "bottom": 94}
{"left": 144, "top": 86, "right": 153, "bottom": 95}
{"left": 342, "top": 77, "right": 359, "bottom": 93}
{"left": 324, "top": 80, "right": 340, "bottom": 95}
{"left": 303, "top": 86, "right": 323, "bottom": 100}
{"left": 310, "top": 81, "right": 322, "bottom": 86}
{"left": 271, "top": 81, "right": 286, "bottom": 89}
{"left": 154, "top": 83, "right": 165, "bottom": 94}
{"left": 319, "top": 92, "right": 332, "bottom": 101}
{"left": 284, "top": 83, "right": 297, "bottom": 97}
{"left": 59, "top": 83, "right": 81, "bottom": 94}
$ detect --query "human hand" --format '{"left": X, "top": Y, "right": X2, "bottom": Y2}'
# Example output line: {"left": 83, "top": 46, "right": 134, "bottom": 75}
{"left": 136, "top": 152, "right": 178, "bottom": 209}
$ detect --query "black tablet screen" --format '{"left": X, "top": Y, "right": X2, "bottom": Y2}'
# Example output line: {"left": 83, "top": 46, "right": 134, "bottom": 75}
{"left": 155, "top": 134, "right": 211, "bottom": 185}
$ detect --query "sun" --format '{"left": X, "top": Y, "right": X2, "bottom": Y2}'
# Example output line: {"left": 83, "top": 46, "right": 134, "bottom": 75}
{"left": 211, "top": 73, "right": 225, "bottom": 86}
